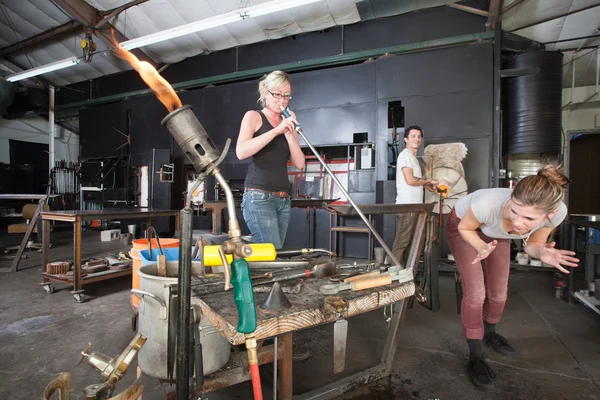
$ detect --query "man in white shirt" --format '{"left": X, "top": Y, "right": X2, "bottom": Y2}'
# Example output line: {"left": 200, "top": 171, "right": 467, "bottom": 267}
{"left": 392, "top": 126, "right": 438, "bottom": 266}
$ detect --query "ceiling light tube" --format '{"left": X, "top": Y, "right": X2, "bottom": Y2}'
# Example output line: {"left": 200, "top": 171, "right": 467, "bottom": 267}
{"left": 120, "top": 0, "right": 322, "bottom": 51}
{"left": 120, "top": 12, "right": 242, "bottom": 50}
{"left": 6, "top": 57, "right": 81, "bottom": 82}
{"left": 245, "top": 0, "right": 322, "bottom": 18}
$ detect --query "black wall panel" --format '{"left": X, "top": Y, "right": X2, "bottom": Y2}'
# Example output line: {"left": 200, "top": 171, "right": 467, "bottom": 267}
{"left": 162, "top": 49, "right": 238, "bottom": 84}
{"left": 124, "top": 96, "right": 174, "bottom": 157}
{"left": 402, "top": 89, "right": 493, "bottom": 140}
{"left": 376, "top": 44, "right": 493, "bottom": 99}
{"left": 294, "top": 102, "right": 377, "bottom": 146}
{"left": 79, "top": 102, "right": 125, "bottom": 159}
{"left": 196, "top": 81, "right": 258, "bottom": 148}
{"left": 237, "top": 28, "right": 343, "bottom": 71}
{"left": 345, "top": 7, "right": 486, "bottom": 53}
{"left": 290, "top": 63, "right": 376, "bottom": 110}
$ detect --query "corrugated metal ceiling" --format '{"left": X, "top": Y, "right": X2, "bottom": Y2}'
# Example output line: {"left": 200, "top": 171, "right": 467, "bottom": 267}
{"left": 0, "top": 0, "right": 599, "bottom": 138}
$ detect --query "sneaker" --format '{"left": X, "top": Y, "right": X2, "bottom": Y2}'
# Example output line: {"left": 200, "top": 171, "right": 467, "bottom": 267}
{"left": 467, "top": 356, "right": 496, "bottom": 392}
{"left": 484, "top": 332, "right": 517, "bottom": 357}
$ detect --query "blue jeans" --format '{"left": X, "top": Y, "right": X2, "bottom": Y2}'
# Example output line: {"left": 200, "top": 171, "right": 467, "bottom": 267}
{"left": 241, "top": 189, "right": 291, "bottom": 249}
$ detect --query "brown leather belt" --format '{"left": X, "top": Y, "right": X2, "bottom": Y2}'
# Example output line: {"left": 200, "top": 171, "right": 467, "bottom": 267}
{"left": 245, "top": 188, "right": 290, "bottom": 198}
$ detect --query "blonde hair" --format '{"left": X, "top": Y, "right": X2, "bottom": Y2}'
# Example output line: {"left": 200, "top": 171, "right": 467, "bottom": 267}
{"left": 511, "top": 165, "right": 570, "bottom": 214}
{"left": 258, "top": 70, "right": 291, "bottom": 108}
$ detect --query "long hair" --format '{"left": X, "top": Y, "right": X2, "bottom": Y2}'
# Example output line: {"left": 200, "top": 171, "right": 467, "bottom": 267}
{"left": 258, "top": 70, "right": 291, "bottom": 108}
{"left": 511, "top": 165, "right": 570, "bottom": 214}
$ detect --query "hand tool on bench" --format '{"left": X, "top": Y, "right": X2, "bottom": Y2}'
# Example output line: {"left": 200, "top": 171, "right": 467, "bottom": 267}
{"left": 319, "top": 266, "right": 412, "bottom": 295}
{"left": 251, "top": 260, "right": 336, "bottom": 286}
{"left": 147, "top": 227, "right": 166, "bottom": 277}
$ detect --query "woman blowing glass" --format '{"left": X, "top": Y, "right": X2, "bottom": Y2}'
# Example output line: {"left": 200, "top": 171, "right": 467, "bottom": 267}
{"left": 236, "top": 70, "right": 305, "bottom": 249}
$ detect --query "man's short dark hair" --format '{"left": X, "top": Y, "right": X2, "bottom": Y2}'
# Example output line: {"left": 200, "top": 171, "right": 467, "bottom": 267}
{"left": 404, "top": 125, "right": 423, "bottom": 139}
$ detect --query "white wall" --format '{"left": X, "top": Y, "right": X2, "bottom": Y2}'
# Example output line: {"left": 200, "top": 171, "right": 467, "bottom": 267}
{"left": 0, "top": 116, "right": 79, "bottom": 165}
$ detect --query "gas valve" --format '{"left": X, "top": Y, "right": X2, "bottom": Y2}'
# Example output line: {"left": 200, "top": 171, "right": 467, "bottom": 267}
{"left": 80, "top": 31, "right": 96, "bottom": 62}
{"left": 79, "top": 333, "right": 146, "bottom": 381}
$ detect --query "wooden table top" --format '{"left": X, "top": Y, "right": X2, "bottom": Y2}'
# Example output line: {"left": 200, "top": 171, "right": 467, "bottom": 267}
{"left": 41, "top": 208, "right": 179, "bottom": 221}
{"left": 191, "top": 277, "right": 415, "bottom": 345}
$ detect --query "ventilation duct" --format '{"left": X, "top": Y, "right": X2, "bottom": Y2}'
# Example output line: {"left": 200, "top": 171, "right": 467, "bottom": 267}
{"left": 506, "top": 51, "right": 563, "bottom": 154}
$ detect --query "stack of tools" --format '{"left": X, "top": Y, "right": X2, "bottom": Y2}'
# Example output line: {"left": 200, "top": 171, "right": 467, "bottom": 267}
{"left": 45, "top": 261, "right": 71, "bottom": 275}
{"left": 51, "top": 160, "right": 80, "bottom": 195}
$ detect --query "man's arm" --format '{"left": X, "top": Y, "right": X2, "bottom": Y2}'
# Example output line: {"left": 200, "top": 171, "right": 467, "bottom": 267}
{"left": 401, "top": 167, "right": 438, "bottom": 187}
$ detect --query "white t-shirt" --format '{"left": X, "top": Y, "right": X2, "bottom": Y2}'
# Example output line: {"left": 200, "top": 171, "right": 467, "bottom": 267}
{"left": 395, "top": 148, "right": 423, "bottom": 204}
{"left": 454, "top": 188, "right": 567, "bottom": 240}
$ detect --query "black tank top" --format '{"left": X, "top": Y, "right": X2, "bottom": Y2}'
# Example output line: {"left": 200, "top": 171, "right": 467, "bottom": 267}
{"left": 244, "top": 111, "right": 291, "bottom": 193}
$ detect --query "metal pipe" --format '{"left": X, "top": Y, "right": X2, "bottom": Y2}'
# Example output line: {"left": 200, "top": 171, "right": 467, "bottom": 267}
{"left": 273, "top": 336, "right": 278, "bottom": 400}
{"left": 596, "top": 47, "right": 600, "bottom": 95}
{"left": 214, "top": 172, "right": 235, "bottom": 222}
{"left": 49, "top": 86, "right": 55, "bottom": 174}
{"left": 281, "top": 107, "right": 401, "bottom": 269}
{"left": 571, "top": 52, "right": 576, "bottom": 105}
{"left": 176, "top": 204, "right": 193, "bottom": 400}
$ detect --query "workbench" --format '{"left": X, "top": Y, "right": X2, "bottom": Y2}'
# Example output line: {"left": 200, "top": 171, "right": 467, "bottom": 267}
{"left": 40, "top": 208, "right": 180, "bottom": 303}
{"left": 191, "top": 277, "right": 414, "bottom": 399}
{"left": 0, "top": 194, "right": 60, "bottom": 273}
{"left": 187, "top": 202, "right": 435, "bottom": 399}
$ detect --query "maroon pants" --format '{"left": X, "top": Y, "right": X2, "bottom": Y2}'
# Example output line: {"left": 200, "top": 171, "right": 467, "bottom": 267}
{"left": 446, "top": 210, "right": 511, "bottom": 339}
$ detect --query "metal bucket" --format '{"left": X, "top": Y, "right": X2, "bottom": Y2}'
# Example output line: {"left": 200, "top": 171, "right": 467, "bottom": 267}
{"left": 135, "top": 261, "right": 230, "bottom": 379}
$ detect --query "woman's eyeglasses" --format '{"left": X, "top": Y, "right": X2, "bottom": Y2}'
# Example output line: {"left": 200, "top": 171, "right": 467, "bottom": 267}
{"left": 269, "top": 91, "right": 292, "bottom": 100}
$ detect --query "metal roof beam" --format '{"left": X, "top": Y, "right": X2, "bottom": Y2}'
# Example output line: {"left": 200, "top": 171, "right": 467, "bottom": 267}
{"left": 446, "top": 3, "right": 489, "bottom": 17}
{"left": 487, "top": 0, "right": 502, "bottom": 30}
{"left": 0, "top": 20, "right": 82, "bottom": 59}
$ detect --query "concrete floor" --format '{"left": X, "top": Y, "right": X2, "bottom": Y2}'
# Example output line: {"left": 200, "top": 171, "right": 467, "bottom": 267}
{"left": 1, "top": 230, "right": 600, "bottom": 399}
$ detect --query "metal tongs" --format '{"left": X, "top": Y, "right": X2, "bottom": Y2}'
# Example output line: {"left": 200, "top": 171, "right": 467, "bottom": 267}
{"left": 146, "top": 226, "right": 166, "bottom": 276}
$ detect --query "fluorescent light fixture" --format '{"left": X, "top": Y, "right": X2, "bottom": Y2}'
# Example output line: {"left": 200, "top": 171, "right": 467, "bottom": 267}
{"left": 120, "top": 0, "right": 322, "bottom": 50}
{"left": 6, "top": 57, "right": 81, "bottom": 82}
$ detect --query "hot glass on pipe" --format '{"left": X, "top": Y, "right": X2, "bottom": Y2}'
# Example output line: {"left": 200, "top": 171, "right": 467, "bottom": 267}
{"left": 162, "top": 105, "right": 261, "bottom": 400}
{"left": 281, "top": 107, "right": 401, "bottom": 269}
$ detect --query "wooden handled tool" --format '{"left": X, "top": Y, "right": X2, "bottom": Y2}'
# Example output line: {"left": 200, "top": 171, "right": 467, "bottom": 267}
{"left": 320, "top": 274, "right": 393, "bottom": 295}
{"left": 343, "top": 271, "right": 380, "bottom": 282}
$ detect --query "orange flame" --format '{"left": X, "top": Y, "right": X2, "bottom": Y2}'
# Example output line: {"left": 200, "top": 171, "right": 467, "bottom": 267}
{"left": 111, "top": 33, "right": 181, "bottom": 112}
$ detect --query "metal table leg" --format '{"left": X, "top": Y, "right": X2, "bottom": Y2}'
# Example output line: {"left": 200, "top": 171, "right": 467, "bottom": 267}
{"left": 72, "top": 216, "right": 84, "bottom": 302}
{"left": 41, "top": 218, "right": 51, "bottom": 287}
{"left": 2, "top": 199, "right": 44, "bottom": 273}
{"left": 568, "top": 223, "right": 576, "bottom": 304}
{"left": 294, "top": 300, "right": 407, "bottom": 400}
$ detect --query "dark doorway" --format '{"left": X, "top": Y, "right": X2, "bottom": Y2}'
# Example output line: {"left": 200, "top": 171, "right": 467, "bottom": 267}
{"left": 9, "top": 139, "right": 49, "bottom": 194}
{"left": 569, "top": 132, "right": 600, "bottom": 214}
